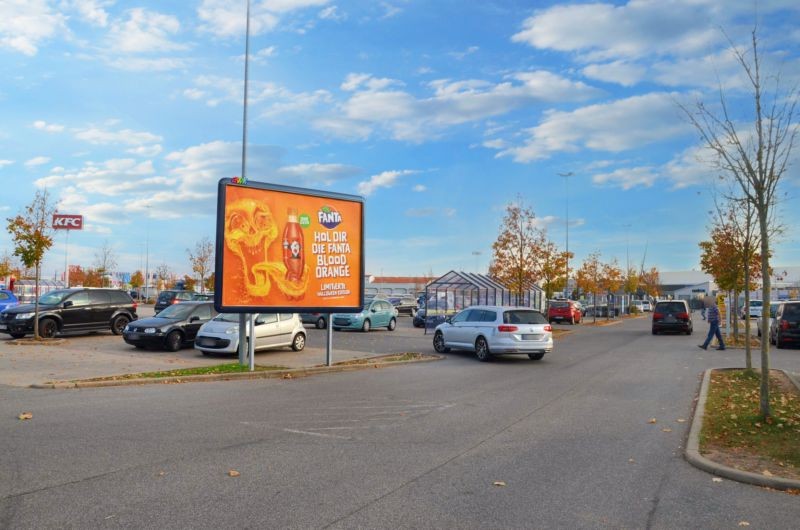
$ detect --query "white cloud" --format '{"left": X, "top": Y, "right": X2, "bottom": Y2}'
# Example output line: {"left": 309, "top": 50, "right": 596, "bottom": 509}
{"left": 33, "top": 120, "right": 65, "bottom": 133}
{"left": 198, "top": 0, "right": 328, "bottom": 38}
{"left": 0, "top": 0, "right": 67, "bottom": 55}
{"left": 380, "top": 2, "right": 402, "bottom": 19}
{"left": 581, "top": 60, "right": 646, "bottom": 87}
{"left": 449, "top": 46, "right": 479, "bottom": 60}
{"left": 275, "top": 162, "right": 360, "bottom": 187}
{"left": 412, "top": 184, "right": 426, "bottom": 192}
{"left": 74, "top": 125, "right": 162, "bottom": 147}
{"left": 357, "top": 169, "right": 418, "bottom": 196}
{"left": 497, "top": 92, "right": 691, "bottom": 162}
{"left": 319, "top": 5, "right": 345, "bottom": 21}
{"left": 64, "top": 0, "right": 111, "bottom": 27}
{"left": 108, "top": 8, "right": 187, "bottom": 54}
{"left": 512, "top": 1, "right": 721, "bottom": 62}
{"left": 127, "top": 145, "right": 163, "bottom": 157}
{"left": 0, "top": 160, "right": 14, "bottom": 168}
{"left": 592, "top": 166, "right": 659, "bottom": 190}
{"left": 319, "top": 70, "right": 599, "bottom": 142}
{"left": 25, "top": 156, "right": 50, "bottom": 167}
{"left": 107, "top": 57, "right": 188, "bottom": 72}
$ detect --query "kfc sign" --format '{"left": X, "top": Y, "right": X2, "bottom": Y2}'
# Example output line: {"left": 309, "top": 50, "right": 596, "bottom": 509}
{"left": 52, "top": 214, "right": 83, "bottom": 230}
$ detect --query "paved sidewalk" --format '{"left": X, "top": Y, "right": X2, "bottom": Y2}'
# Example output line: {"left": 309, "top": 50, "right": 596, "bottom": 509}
{"left": 0, "top": 338, "right": 380, "bottom": 388}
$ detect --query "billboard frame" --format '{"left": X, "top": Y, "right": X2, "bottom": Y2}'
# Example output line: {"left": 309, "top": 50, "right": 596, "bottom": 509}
{"left": 214, "top": 177, "right": 365, "bottom": 314}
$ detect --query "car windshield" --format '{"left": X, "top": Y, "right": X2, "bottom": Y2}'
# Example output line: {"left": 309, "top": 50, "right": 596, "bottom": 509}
{"left": 503, "top": 310, "right": 547, "bottom": 324}
{"left": 783, "top": 304, "right": 800, "bottom": 318}
{"left": 155, "top": 303, "right": 195, "bottom": 319}
{"left": 550, "top": 302, "right": 569, "bottom": 308}
{"left": 213, "top": 313, "right": 242, "bottom": 322}
{"left": 38, "top": 290, "right": 71, "bottom": 305}
{"left": 157, "top": 292, "right": 175, "bottom": 302}
{"left": 656, "top": 302, "right": 686, "bottom": 313}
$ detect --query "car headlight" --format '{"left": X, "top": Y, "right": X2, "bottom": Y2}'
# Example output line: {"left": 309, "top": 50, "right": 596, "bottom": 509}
{"left": 144, "top": 327, "right": 157, "bottom": 334}
{"left": 16, "top": 312, "right": 34, "bottom": 320}
{"left": 225, "top": 326, "right": 239, "bottom": 335}
{"left": 123, "top": 324, "right": 130, "bottom": 332}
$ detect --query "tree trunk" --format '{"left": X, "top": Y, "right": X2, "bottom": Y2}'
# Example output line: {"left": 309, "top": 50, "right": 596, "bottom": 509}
{"left": 732, "top": 290, "right": 740, "bottom": 342}
{"left": 34, "top": 262, "right": 41, "bottom": 340}
{"left": 758, "top": 208, "right": 771, "bottom": 418}
{"left": 743, "top": 264, "right": 752, "bottom": 370}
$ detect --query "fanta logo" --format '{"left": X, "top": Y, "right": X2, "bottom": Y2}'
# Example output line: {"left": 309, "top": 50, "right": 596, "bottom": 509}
{"left": 318, "top": 206, "right": 342, "bottom": 229}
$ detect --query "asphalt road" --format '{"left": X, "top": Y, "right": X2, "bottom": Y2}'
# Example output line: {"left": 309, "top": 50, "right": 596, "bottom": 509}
{"left": 2, "top": 314, "right": 799, "bottom": 528}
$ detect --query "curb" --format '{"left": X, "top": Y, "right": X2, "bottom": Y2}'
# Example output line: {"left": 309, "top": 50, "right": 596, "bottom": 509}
{"left": 685, "top": 367, "right": 800, "bottom": 491}
{"left": 30, "top": 353, "right": 444, "bottom": 389}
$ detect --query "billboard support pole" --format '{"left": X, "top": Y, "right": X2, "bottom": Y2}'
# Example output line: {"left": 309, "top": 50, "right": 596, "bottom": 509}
{"left": 64, "top": 229, "right": 69, "bottom": 288}
{"left": 326, "top": 313, "right": 333, "bottom": 366}
{"left": 248, "top": 313, "right": 255, "bottom": 371}
{"left": 238, "top": 313, "right": 247, "bottom": 366}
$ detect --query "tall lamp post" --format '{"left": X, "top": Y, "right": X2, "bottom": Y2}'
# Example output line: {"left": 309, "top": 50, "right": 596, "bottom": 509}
{"left": 144, "top": 204, "right": 151, "bottom": 302}
{"left": 558, "top": 172, "right": 574, "bottom": 298}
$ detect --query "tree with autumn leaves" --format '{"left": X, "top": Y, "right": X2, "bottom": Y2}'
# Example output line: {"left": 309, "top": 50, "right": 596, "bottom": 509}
{"left": 574, "top": 252, "right": 624, "bottom": 322}
{"left": 489, "top": 198, "right": 570, "bottom": 302}
{"left": 6, "top": 190, "right": 57, "bottom": 339}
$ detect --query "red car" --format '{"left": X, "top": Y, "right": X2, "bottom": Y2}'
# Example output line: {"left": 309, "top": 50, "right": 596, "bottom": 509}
{"left": 548, "top": 300, "right": 582, "bottom": 324}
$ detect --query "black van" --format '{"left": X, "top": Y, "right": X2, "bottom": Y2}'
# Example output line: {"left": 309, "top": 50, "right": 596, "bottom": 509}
{"left": 154, "top": 290, "right": 194, "bottom": 313}
{"left": 0, "top": 288, "right": 138, "bottom": 339}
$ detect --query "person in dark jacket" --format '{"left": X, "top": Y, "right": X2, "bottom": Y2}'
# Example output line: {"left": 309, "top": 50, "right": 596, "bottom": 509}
{"left": 699, "top": 297, "right": 726, "bottom": 350}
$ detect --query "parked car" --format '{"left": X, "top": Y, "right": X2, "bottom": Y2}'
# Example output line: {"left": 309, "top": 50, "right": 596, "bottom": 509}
{"left": 0, "top": 288, "right": 138, "bottom": 339}
{"left": 300, "top": 312, "right": 328, "bottom": 329}
{"left": 331, "top": 298, "right": 398, "bottom": 332}
{"left": 0, "top": 289, "right": 19, "bottom": 312}
{"left": 642, "top": 300, "right": 652, "bottom": 312}
{"left": 771, "top": 301, "right": 800, "bottom": 349}
{"left": 756, "top": 302, "right": 781, "bottom": 338}
{"left": 191, "top": 292, "right": 215, "bottom": 302}
{"left": 631, "top": 300, "right": 645, "bottom": 313}
{"left": 392, "top": 295, "right": 420, "bottom": 317}
{"left": 154, "top": 290, "right": 194, "bottom": 313}
{"left": 412, "top": 308, "right": 427, "bottom": 328}
{"left": 433, "top": 306, "right": 553, "bottom": 362}
{"left": 194, "top": 313, "right": 306, "bottom": 356}
{"left": 547, "top": 300, "right": 581, "bottom": 324}
{"left": 651, "top": 300, "right": 692, "bottom": 335}
{"left": 123, "top": 301, "right": 216, "bottom": 351}
{"left": 740, "top": 299, "right": 763, "bottom": 319}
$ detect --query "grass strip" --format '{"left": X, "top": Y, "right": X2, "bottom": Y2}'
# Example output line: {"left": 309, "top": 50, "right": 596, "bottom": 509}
{"left": 701, "top": 369, "right": 800, "bottom": 470}
{"left": 81, "top": 363, "right": 290, "bottom": 382}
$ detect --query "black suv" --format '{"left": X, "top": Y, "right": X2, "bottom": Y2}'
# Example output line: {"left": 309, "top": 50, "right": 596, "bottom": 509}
{"left": 391, "top": 295, "right": 420, "bottom": 317}
{"left": 0, "top": 288, "right": 138, "bottom": 339}
{"left": 652, "top": 300, "right": 692, "bottom": 335}
{"left": 771, "top": 301, "right": 800, "bottom": 349}
{"left": 154, "top": 290, "right": 194, "bottom": 313}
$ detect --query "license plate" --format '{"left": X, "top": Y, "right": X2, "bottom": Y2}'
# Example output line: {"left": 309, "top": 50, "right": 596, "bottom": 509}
{"left": 521, "top": 334, "right": 542, "bottom": 340}
{"left": 665, "top": 316, "right": 676, "bottom": 322}
{"left": 197, "top": 338, "right": 214, "bottom": 346}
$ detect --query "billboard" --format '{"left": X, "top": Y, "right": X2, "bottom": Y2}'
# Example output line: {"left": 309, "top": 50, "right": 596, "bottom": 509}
{"left": 52, "top": 214, "right": 83, "bottom": 230}
{"left": 214, "top": 178, "right": 365, "bottom": 313}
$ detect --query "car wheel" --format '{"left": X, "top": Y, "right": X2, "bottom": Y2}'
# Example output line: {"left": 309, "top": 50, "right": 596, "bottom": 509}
{"left": 776, "top": 335, "right": 784, "bottom": 349}
{"left": 165, "top": 330, "right": 183, "bottom": 352}
{"left": 475, "top": 336, "right": 491, "bottom": 362}
{"left": 528, "top": 352, "right": 545, "bottom": 360}
{"left": 111, "top": 315, "right": 130, "bottom": 335}
{"left": 291, "top": 333, "right": 306, "bottom": 351}
{"left": 388, "top": 318, "right": 396, "bottom": 331}
{"left": 686, "top": 329, "right": 692, "bottom": 335}
{"left": 39, "top": 318, "right": 57, "bottom": 339}
{"left": 9, "top": 332, "right": 26, "bottom": 339}
{"left": 433, "top": 331, "right": 450, "bottom": 353}
{"left": 757, "top": 328, "right": 761, "bottom": 337}
{"left": 134, "top": 344, "right": 146, "bottom": 349}
{"left": 315, "top": 317, "right": 326, "bottom": 329}
{"left": 333, "top": 327, "right": 341, "bottom": 331}
{"left": 652, "top": 329, "right": 658, "bottom": 335}
{"left": 361, "top": 319, "right": 371, "bottom": 332}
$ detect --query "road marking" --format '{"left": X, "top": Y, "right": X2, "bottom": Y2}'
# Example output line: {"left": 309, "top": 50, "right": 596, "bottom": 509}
{"left": 282, "top": 428, "right": 351, "bottom": 440}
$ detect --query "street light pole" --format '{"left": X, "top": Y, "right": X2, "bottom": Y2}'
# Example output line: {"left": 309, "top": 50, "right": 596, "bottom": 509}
{"left": 144, "top": 204, "right": 151, "bottom": 302}
{"left": 558, "top": 172, "right": 574, "bottom": 298}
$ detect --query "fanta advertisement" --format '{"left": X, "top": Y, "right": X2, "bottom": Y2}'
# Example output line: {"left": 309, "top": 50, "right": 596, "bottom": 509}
{"left": 217, "top": 180, "right": 364, "bottom": 311}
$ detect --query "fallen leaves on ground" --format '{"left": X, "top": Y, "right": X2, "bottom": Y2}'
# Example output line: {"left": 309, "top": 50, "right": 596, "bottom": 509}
{"left": 712, "top": 477, "right": 723, "bottom": 483}
{"left": 18, "top": 412, "right": 33, "bottom": 420}
{"left": 492, "top": 481, "right": 506, "bottom": 487}
{"left": 662, "top": 428, "right": 673, "bottom": 433}
{"left": 228, "top": 470, "right": 240, "bottom": 477}
{"left": 648, "top": 418, "right": 657, "bottom": 424}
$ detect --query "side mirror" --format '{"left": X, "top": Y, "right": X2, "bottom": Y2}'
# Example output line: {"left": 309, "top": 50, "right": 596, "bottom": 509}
{"left": 371, "top": 308, "right": 377, "bottom": 313}
{"left": 255, "top": 317, "right": 265, "bottom": 325}
{"left": 63, "top": 300, "right": 74, "bottom": 308}
{"left": 444, "top": 316, "right": 452, "bottom": 324}
{"left": 190, "top": 316, "right": 199, "bottom": 323}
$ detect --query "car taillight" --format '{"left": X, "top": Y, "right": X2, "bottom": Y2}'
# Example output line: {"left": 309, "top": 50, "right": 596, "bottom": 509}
{"left": 677, "top": 312, "right": 689, "bottom": 319}
{"left": 544, "top": 324, "right": 552, "bottom": 332}
{"left": 653, "top": 312, "right": 663, "bottom": 319}
{"left": 172, "top": 299, "right": 180, "bottom": 304}
{"left": 498, "top": 325, "right": 518, "bottom": 332}
{"left": 133, "top": 302, "right": 138, "bottom": 311}
{"left": 781, "top": 319, "right": 790, "bottom": 330}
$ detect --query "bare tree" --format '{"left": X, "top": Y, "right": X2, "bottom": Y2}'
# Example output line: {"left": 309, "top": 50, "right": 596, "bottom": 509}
{"left": 187, "top": 237, "right": 214, "bottom": 293}
{"left": 680, "top": 28, "right": 798, "bottom": 418}
{"left": 155, "top": 263, "right": 172, "bottom": 290}
{"left": 6, "top": 189, "right": 57, "bottom": 339}
{"left": 93, "top": 240, "right": 118, "bottom": 288}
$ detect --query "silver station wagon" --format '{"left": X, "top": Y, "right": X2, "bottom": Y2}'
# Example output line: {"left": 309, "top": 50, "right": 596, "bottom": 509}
{"left": 433, "top": 305, "right": 553, "bottom": 362}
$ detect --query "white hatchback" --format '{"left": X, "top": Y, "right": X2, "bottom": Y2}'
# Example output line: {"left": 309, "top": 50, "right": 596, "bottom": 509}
{"left": 432, "top": 306, "right": 553, "bottom": 362}
{"left": 194, "top": 312, "right": 306, "bottom": 356}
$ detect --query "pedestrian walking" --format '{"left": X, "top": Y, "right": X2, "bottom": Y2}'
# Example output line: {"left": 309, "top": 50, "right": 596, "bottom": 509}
{"left": 699, "top": 297, "right": 725, "bottom": 350}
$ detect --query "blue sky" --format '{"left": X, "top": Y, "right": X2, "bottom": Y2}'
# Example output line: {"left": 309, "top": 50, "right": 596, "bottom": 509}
{"left": 1, "top": 0, "right": 799, "bottom": 282}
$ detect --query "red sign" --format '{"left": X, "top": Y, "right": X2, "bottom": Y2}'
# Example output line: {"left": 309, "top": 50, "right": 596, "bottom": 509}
{"left": 52, "top": 214, "right": 83, "bottom": 230}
